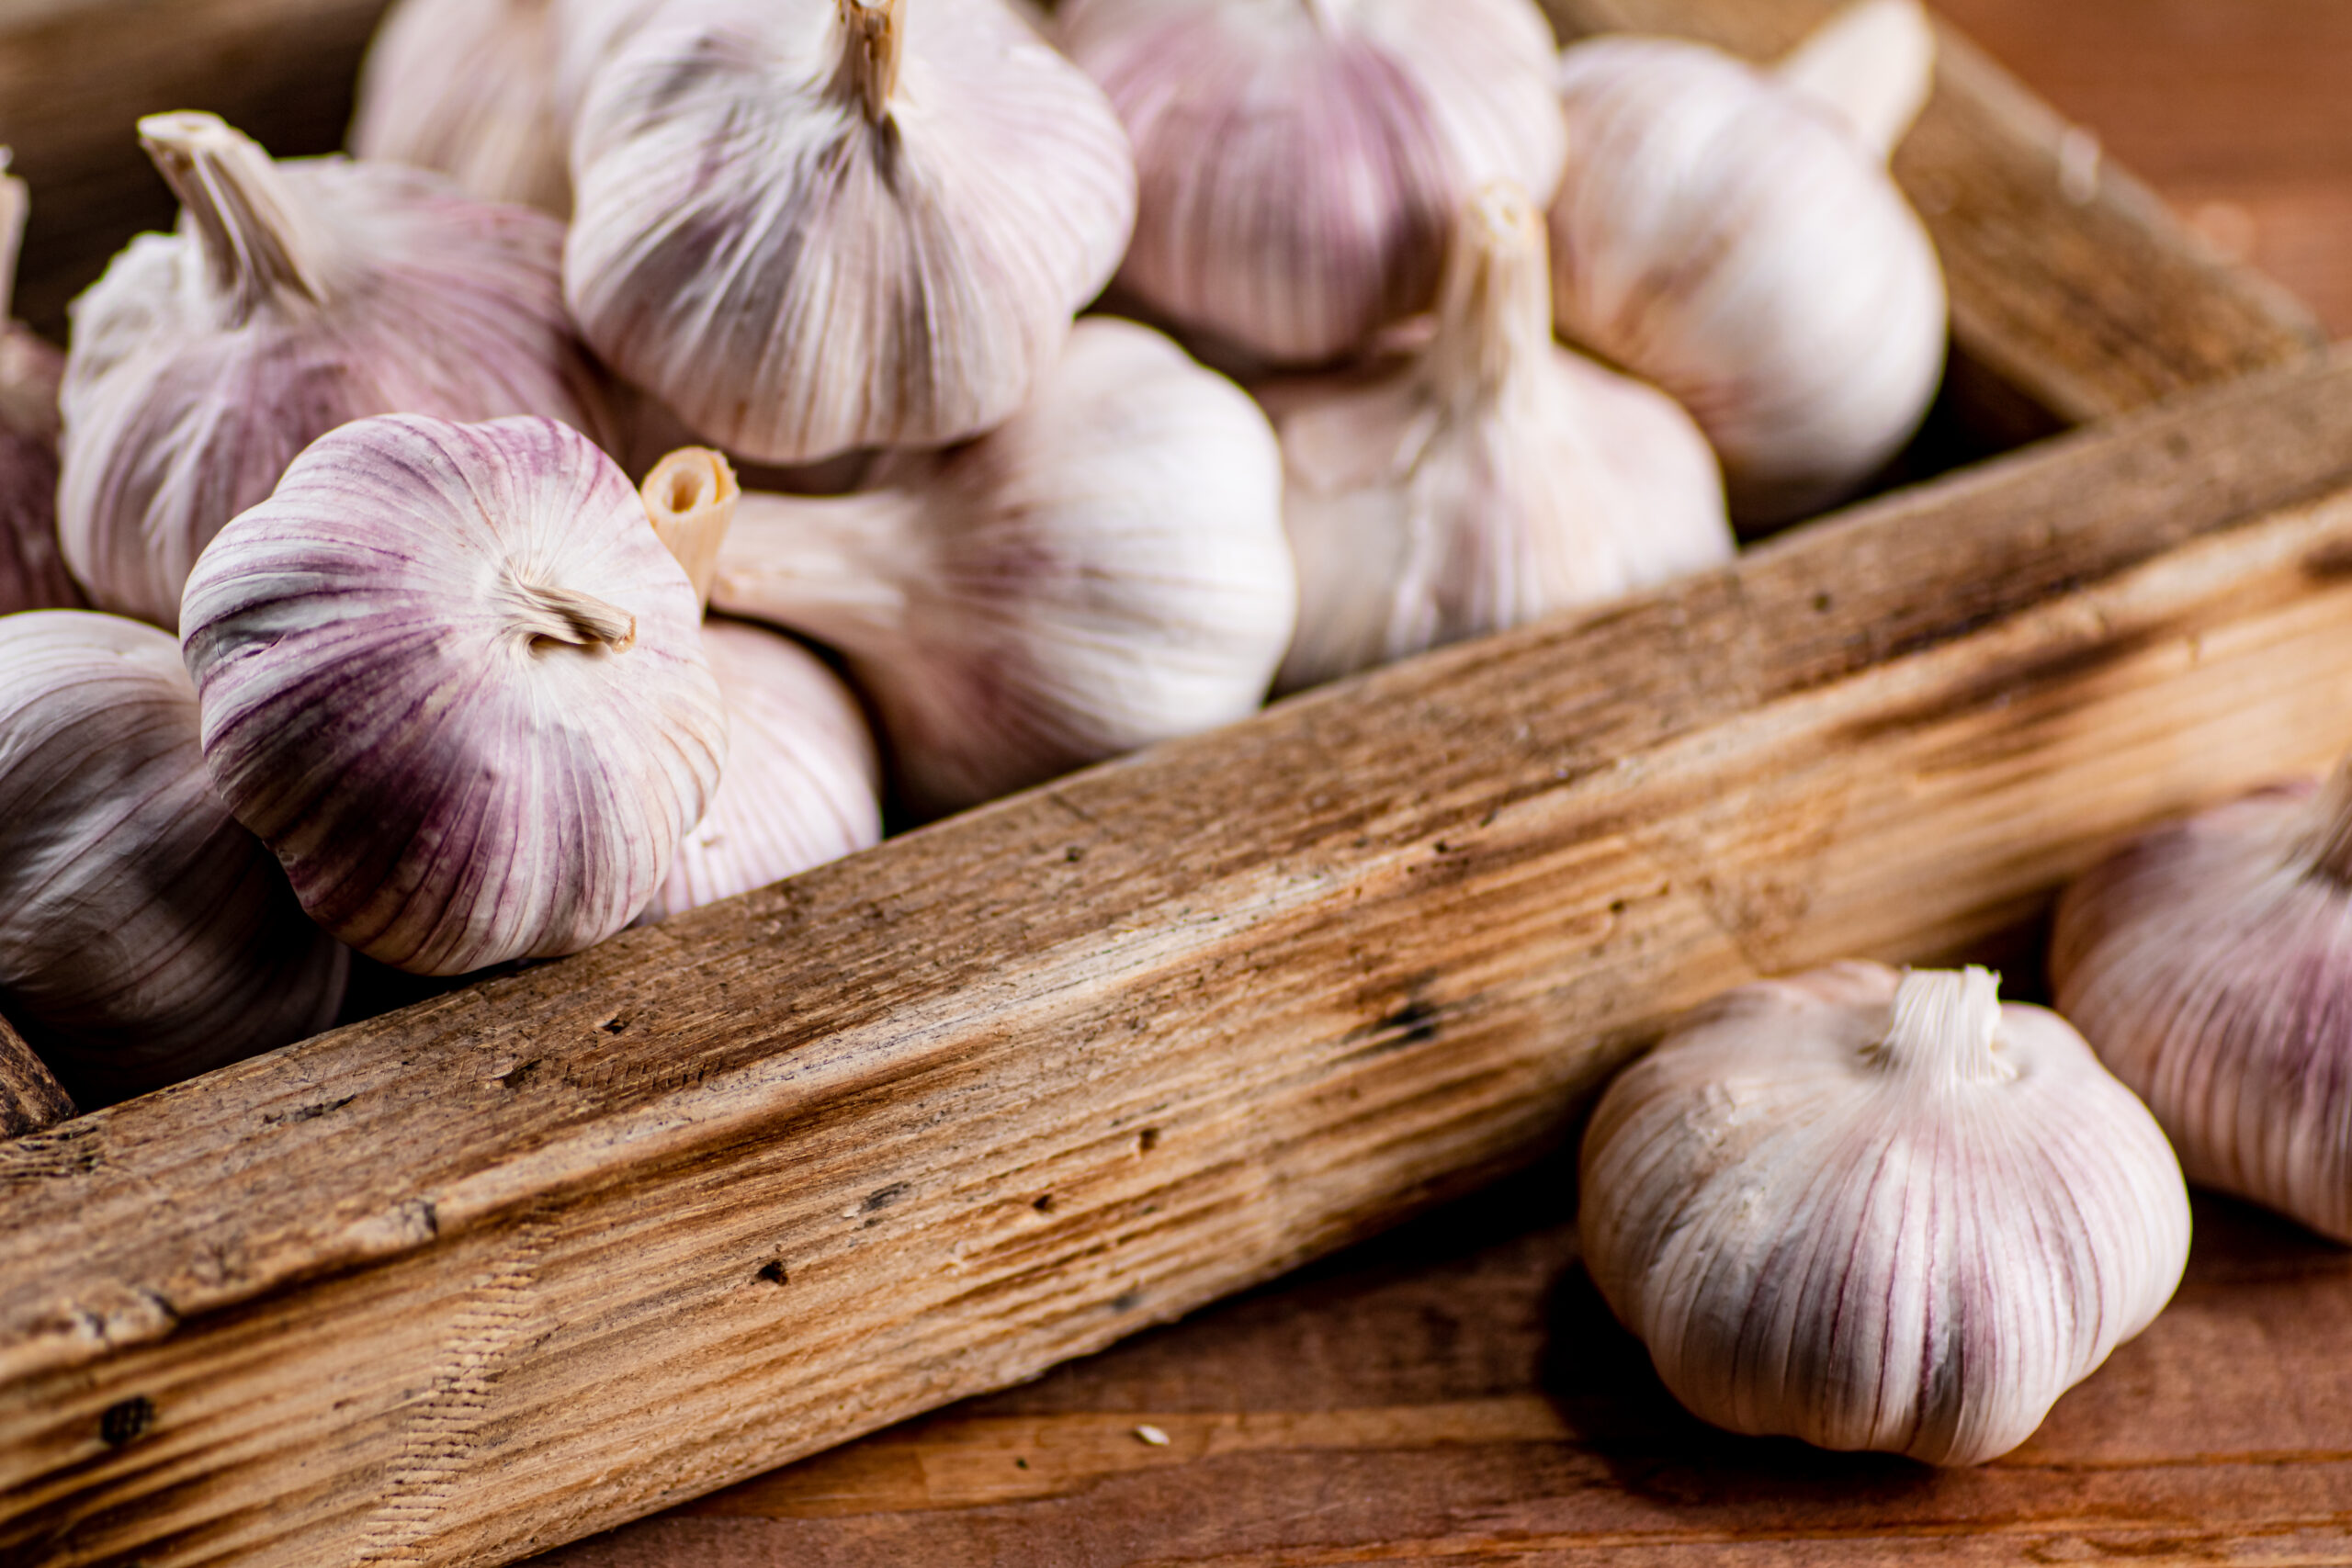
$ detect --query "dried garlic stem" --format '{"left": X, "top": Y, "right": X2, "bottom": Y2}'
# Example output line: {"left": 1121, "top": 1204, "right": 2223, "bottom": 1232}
{"left": 1873, "top": 965, "right": 2015, "bottom": 1085}
{"left": 1299, "top": 0, "right": 1347, "bottom": 32}
{"left": 714, "top": 490, "right": 919, "bottom": 651}
{"left": 137, "top": 112, "right": 327, "bottom": 323}
{"left": 642, "top": 446, "right": 740, "bottom": 611}
{"left": 1775, "top": 0, "right": 1937, "bottom": 159}
{"left": 837, "top": 0, "right": 906, "bottom": 124}
{"left": 2300, "top": 753, "right": 2352, "bottom": 886}
{"left": 0, "top": 151, "right": 24, "bottom": 326}
{"left": 505, "top": 580, "right": 639, "bottom": 652}
{"left": 1427, "top": 182, "right": 1552, "bottom": 409}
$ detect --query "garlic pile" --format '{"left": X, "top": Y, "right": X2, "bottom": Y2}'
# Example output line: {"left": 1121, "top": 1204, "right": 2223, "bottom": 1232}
{"left": 0, "top": 150, "right": 77, "bottom": 615}
{"left": 1271, "top": 180, "right": 1729, "bottom": 693}
{"left": 1057, "top": 0, "right": 1567, "bottom": 367}
{"left": 1581, "top": 964, "right": 2189, "bottom": 1465}
{"left": 181, "top": 414, "right": 728, "bottom": 976}
{"left": 567, "top": 0, "right": 1136, "bottom": 465}
{"left": 2052, "top": 755, "right": 2352, "bottom": 1243}
{"left": 1546, "top": 0, "right": 1948, "bottom": 525}
{"left": 59, "top": 112, "right": 613, "bottom": 628}
{"left": 0, "top": 612, "right": 347, "bottom": 1100}
{"left": 711, "top": 317, "right": 1293, "bottom": 818}
{"left": 351, "top": 0, "right": 573, "bottom": 215}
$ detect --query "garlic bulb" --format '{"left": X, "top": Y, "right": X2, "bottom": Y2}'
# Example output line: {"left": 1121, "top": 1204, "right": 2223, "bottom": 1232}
{"left": 0, "top": 151, "right": 78, "bottom": 615}
{"left": 1546, "top": 0, "right": 1947, "bottom": 525}
{"left": 1581, "top": 964, "right": 2189, "bottom": 1466}
{"left": 1057, "top": 0, "right": 1566, "bottom": 367}
{"left": 1271, "top": 180, "right": 1729, "bottom": 694}
{"left": 351, "top": 0, "right": 573, "bottom": 214}
{"left": 181, "top": 414, "right": 728, "bottom": 977}
{"left": 711, "top": 316, "right": 1293, "bottom": 818}
{"left": 2051, "top": 754, "right": 2352, "bottom": 1243}
{"left": 0, "top": 611, "right": 347, "bottom": 1102}
{"left": 567, "top": 0, "right": 1136, "bottom": 465}
{"left": 61, "top": 112, "right": 615, "bottom": 628}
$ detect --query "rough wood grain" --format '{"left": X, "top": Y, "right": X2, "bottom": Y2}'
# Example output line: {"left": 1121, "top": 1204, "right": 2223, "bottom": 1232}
{"left": 16, "top": 352, "right": 2352, "bottom": 1565}
{"left": 0, "top": 1014, "right": 71, "bottom": 1139}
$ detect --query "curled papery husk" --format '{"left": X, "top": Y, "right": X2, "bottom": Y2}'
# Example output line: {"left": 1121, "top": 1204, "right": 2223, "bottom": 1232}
{"left": 0, "top": 611, "right": 347, "bottom": 1102}
{"left": 181, "top": 414, "right": 728, "bottom": 976}
{"left": 1547, "top": 0, "right": 1947, "bottom": 526}
{"left": 1057, "top": 0, "right": 1566, "bottom": 367}
{"left": 1270, "top": 181, "right": 1728, "bottom": 693}
{"left": 568, "top": 0, "right": 1136, "bottom": 466}
{"left": 2052, "top": 757, "right": 2352, "bottom": 1243}
{"left": 61, "top": 112, "right": 615, "bottom": 628}
{"left": 351, "top": 0, "right": 573, "bottom": 214}
{"left": 710, "top": 316, "right": 1293, "bottom": 818}
{"left": 1581, "top": 964, "right": 2189, "bottom": 1466}
{"left": 0, "top": 152, "right": 80, "bottom": 615}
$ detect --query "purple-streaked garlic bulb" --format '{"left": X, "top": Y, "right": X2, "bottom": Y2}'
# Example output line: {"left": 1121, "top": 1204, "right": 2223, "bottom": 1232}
{"left": 0, "top": 152, "right": 79, "bottom": 615}
{"left": 567, "top": 0, "right": 1136, "bottom": 466}
{"left": 180, "top": 415, "right": 728, "bottom": 977}
{"left": 1268, "top": 180, "right": 1729, "bottom": 694}
{"left": 710, "top": 316, "right": 1292, "bottom": 818}
{"left": 351, "top": 0, "right": 574, "bottom": 214}
{"left": 1581, "top": 963, "right": 2189, "bottom": 1466}
{"left": 1547, "top": 0, "right": 1947, "bottom": 526}
{"left": 2051, "top": 753, "right": 2352, "bottom": 1243}
{"left": 0, "top": 611, "right": 347, "bottom": 1103}
{"left": 60, "top": 112, "right": 615, "bottom": 629}
{"left": 1057, "top": 0, "right": 1567, "bottom": 367}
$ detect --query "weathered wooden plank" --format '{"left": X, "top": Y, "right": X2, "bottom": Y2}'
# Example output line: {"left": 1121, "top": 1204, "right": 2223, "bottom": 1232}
{"left": 13, "top": 352, "right": 2352, "bottom": 1565}
{"left": 0, "top": 1015, "right": 70, "bottom": 1139}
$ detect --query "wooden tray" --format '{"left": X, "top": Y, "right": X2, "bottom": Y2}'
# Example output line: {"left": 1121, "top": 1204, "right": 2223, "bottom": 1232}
{"left": 1, "top": 2, "right": 2343, "bottom": 1565}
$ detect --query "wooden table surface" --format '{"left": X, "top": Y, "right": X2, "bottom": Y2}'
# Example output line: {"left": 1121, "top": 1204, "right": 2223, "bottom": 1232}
{"left": 535, "top": 6, "right": 2352, "bottom": 1563}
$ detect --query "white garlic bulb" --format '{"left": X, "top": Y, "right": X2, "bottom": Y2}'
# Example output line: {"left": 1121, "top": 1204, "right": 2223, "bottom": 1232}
{"left": 710, "top": 316, "right": 1293, "bottom": 818}
{"left": 1546, "top": 0, "right": 1947, "bottom": 525}
{"left": 1057, "top": 0, "right": 1566, "bottom": 367}
{"left": 60, "top": 112, "right": 616, "bottom": 628}
{"left": 1270, "top": 180, "right": 1729, "bottom": 694}
{"left": 2052, "top": 755, "right": 2352, "bottom": 1243}
{"left": 0, "top": 150, "right": 78, "bottom": 615}
{"left": 181, "top": 414, "right": 728, "bottom": 977}
{"left": 0, "top": 611, "right": 347, "bottom": 1102}
{"left": 1581, "top": 964, "right": 2189, "bottom": 1466}
{"left": 351, "top": 0, "right": 573, "bottom": 214}
{"left": 567, "top": 0, "right": 1136, "bottom": 466}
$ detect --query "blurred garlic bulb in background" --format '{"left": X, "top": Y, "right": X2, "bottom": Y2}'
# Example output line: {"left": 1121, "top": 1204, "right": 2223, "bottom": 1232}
{"left": 1546, "top": 0, "right": 1947, "bottom": 526}
{"left": 351, "top": 0, "right": 572, "bottom": 214}
{"left": 182, "top": 415, "right": 727, "bottom": 977}
{"left": 0, "top": 612, "right": 347, "bottom": 1104}
{"left": 1581, "top": 963, "right": 2189, "bottom": 1466}
{"left": 711, "top": 317, "right": 1293, "bottom": 818}
{"left": 1057, "top": 0, "right": 1566, "bottom": 367}
{"left": 567, "top": 0, "right": 1136, "bottom": 465}
{"left": 60, "top": 112, "right": 614, "bottom": 628}
{"left": 0, "top": 150, "right": 80, "bottom": 615}
{"left": 2052, "top": 752, "right": 2352, "bottom": 1243}
{"left": 1271, "top": 181, "right": 1729, "bottom": 694}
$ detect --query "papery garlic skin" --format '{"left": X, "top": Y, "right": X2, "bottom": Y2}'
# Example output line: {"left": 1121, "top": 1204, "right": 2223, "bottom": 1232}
{"left": 0, "top": 611, "right": 347, "bottom": 1101}
{"left": 711, "top": 317, "right": 1293, "bottom": 818}
{"left": 568, "top": 0, "right": 1136, "bottom": 465}
{"left": 1272, "top": 181, "right": 1729, "bottom": 693}
{"left": 352, "top": 0, "right": 573, "bottom": 215}
{"left": 1581, "top": 964, "right": 2189, "bottom": 1466}
{"left": 61, "top": 113, "right": 615, "bottom": 628}
{"left": 181, "top": 415, "right": 728, "bottom": 977}
{"left": 1547, "top": 9, "right": 1947, "bottom": 525}
{"left": 0, "top": 152, "right": 78, "bottom": 615}
{"left": 2052, "top": 762, "right": 2352, "bottom": 1243}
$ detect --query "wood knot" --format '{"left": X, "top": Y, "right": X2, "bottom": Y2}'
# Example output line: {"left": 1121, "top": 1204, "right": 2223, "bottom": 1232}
{"left": 100, "top": 1395, "right": 155, "bottom": 1448}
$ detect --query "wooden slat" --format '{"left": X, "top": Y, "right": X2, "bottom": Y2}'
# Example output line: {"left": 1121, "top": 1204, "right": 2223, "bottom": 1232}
{"left": 0, "top": 1015, "right": 70, "bottom": 1140}
{"left": 15, "top": 352, "right": 2352, "bottom": 1565}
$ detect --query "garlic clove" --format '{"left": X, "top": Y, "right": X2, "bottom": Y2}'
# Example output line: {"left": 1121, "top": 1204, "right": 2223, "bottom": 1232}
{"left": 0, "top": 610, "right": 348, "bottom": 1103}
{"left": 1580, "top": 963, "right": 2190, "bottom": 1466}
{"left": 1269, "top": 179, "right": 1730, "bottom": 694}
{"left": 180, "top": 414, "right": 729, "bottom": 977}
{"left": 1547, "top": 15, "right": 1948, "bottom": 527}
{"left": 566, "top": 0, "right": 1137, "bottom": 466}
{"left": 2051, "top": 753, "right": 2352, "bottom": 1244}
{"left": 60, "top": 112, "right": 616, "bottom": 629}
{"left": 1057, "top": 0, "right": 1567, "bottom": 367}
{"left": 351, "top": 0, "right": 575, "bottom": 215}
{"left": 1774, "top": 0, "right": 1938, "bottom": 160}
{"left": 0, "top": 150, "right": 79, "bottom": 616}
{"left": 709, "top": 316, "right": 1294, "bottom": 818}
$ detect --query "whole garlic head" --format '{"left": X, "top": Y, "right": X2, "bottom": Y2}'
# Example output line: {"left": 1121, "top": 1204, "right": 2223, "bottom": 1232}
{"left": 60, "top": 112, "right": 615, "bottom": 628}
{"left": 1580, "top": 964, "right": 2189, "bottom": 1466}
{"left": 2052, "top": 756, "right": 2352, "bottom": 1243}
{"left": 710, "top": 317, "right": 1294, "bottom": 818}
{"left": 567, "top": 0, "right": 1137, "bottom": 466}
{"left": 351, "top": 0, "right": 573, "bottom": 214}
{"left": 181, "top": 414, "right": 728, "bottom": 977}
{"left": 1271, "top": 180, "right": 1729, "bottom": 693}
{"left": 1057, "top": 0, "right": 1566, "bottom": 367}
{"left": 1546, "top": 0, "right": 1947, "bottom": 525}
{"left": 0, "top": 150, "right": 79, "bottom": 615}
{"left": 0, "top": 611, "right": 347, "bottom": 1102}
